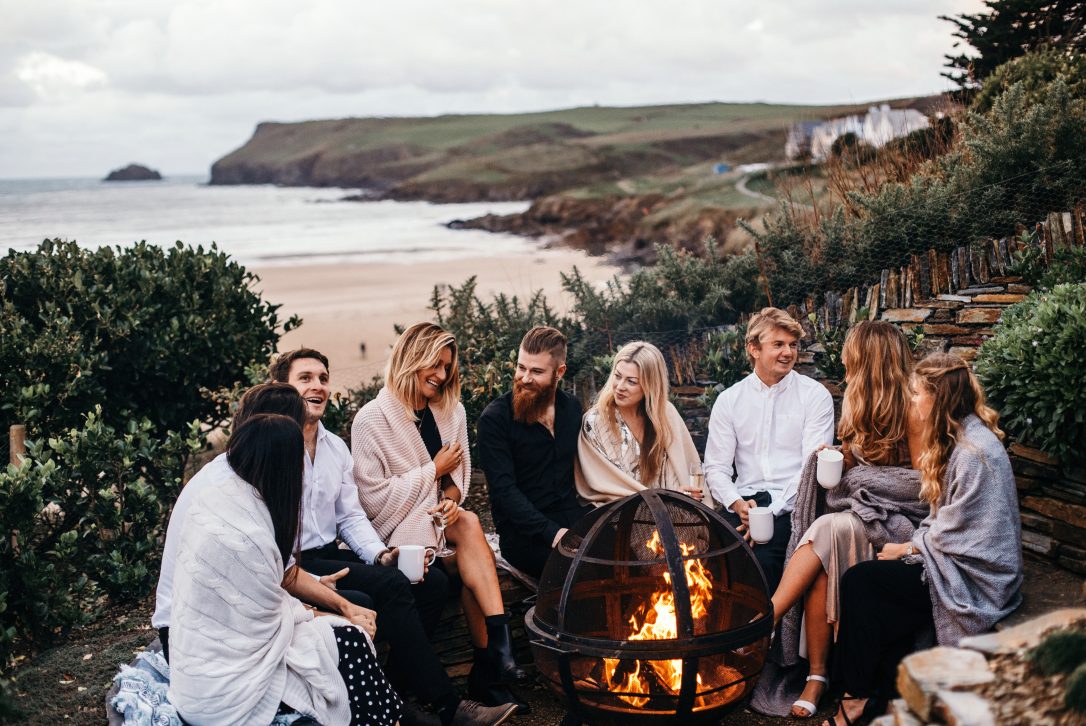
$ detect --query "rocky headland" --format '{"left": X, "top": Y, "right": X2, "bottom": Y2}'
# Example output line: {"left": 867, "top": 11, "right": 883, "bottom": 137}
{"left": 104, "top": 164, "right": 162, "bottom": 181}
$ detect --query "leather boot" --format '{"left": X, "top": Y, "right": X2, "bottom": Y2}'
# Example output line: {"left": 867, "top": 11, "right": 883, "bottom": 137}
{"left": 484, "top": 615, "right": 529, "bottom": 683}
{"left": 468, "top": 651, "right": 531, "bottom": 715}
{"left": 450, "top": 700, "right": 518, "bottom": 726}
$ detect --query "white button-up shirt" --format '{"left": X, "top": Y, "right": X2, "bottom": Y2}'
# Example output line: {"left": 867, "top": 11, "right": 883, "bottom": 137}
{"left": 299, "top": 422, "right": 387, "bottom": 564}
{"left": 703, "top": 370, "right": 834, "bottom": 516}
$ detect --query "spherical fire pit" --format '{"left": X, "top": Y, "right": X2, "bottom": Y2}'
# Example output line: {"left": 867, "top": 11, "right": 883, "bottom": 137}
{"left": 526, "top": 489, "right": 773, "bottom": 725}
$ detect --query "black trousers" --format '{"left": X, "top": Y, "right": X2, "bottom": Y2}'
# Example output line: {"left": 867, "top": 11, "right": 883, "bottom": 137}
{"left": 499, "top": 504, "right": 593, "bottom": 579}
{"left": 719, "top": 491, "right": 791, "bottom": 593}
{"left": 832, "top": 559, "right": 934, "bottom": 702}
{"left": 299, "top": 544, "right": 455, "bottom": 704}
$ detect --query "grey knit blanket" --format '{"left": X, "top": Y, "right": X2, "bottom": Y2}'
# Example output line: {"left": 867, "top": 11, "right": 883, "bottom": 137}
{"left": 751, "top": 453, "right": 926, "bottom": 716}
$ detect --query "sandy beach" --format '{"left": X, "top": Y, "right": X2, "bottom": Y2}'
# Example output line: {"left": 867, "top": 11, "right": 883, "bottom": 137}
{"left": 254, "top": 246, "right": 623, "bottom": 391}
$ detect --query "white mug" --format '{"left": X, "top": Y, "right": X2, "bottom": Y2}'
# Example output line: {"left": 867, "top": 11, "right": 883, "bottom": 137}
{"left": 397, "top": 545, "right": 437, "bottom": 584}
{"left": 817, "top": 448, "right": 845, "bottom": 489}
{"left": 748, "top": 507, "right": 774, "bottom": 545}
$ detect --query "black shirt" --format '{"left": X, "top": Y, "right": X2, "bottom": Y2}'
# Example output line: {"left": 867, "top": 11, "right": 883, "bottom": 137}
{"left": 476, "top": 388, "right": 585, "bottom": 547}
{"left": 414, "top": 407, "right": 442, "bottom": 459}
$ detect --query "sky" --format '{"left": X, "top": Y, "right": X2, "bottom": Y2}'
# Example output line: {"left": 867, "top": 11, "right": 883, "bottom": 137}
{"left": 0, "top": 0, "right": 984, "bottom": 179}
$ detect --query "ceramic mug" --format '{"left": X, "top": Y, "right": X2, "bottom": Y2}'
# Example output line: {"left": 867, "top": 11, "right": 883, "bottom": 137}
{"left": 817, "top": 448, "right": 845, "bottom": 489}
{"left": 748, "top": 507, "right": 774, "bottom": 544}
{"left": 397, "top": 545, "right": 437, "bottom": 583}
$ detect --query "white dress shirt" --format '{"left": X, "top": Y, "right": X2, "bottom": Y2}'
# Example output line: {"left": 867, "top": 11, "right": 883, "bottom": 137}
{"left": 703, "top": 370, "right": 834, "bottom": 516}
{"left": 153, "top": 453, "right": 233, "bottom": 629}
{"left": 299, "top": 422, "right": 387, "bottom": 564}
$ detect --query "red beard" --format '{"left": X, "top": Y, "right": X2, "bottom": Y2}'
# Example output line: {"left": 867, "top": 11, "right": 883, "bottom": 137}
{"left": 512, "top": 373, "right": 558, "bottom": 424}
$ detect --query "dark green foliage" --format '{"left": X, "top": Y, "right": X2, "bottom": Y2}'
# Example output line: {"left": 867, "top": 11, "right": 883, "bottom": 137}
{"left": 1067, "top": 661, "right": 1086, "bottom": 712}
{"left": 1029, "top": 630, "right": 1086, "bottom": 675}
{"left": 698, "top": 327, "right": 749, "bottom": 409}
{"left": 975, "top": 283, "right": 1086, "bottom": 463}
{"left": 0, "top": 239, "right": 298, "bottom": 460}
{"left": 973, "top": 48, "right": 1086, "bottom": 112}
{"left": 941, "top": 0, "right": 1085, "bottom": 91}
{"left": 808, "top": 313, "right": 849, "bottom": 382}
{"left": 1013, "top": 241, "right": 1086, "bottom": 289}
{"left": 0, "top": 678, "right": 20, "bottom": 724}
{"left": 0, "top": 409, "right": 202, "bottom": 668}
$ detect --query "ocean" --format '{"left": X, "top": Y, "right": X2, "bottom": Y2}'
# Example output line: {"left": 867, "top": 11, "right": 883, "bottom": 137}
{"left": 0, "top": 175, "right": 531, "bottom": 267}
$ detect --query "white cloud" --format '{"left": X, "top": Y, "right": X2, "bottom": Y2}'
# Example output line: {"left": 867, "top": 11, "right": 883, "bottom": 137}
{"left": 0, "top": 0, "right": 986, "bottom": 178}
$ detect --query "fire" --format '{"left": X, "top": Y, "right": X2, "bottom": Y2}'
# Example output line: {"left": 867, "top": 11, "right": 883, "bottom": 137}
{"left": 602, "top": 530, "right": 715, "bottom": 706}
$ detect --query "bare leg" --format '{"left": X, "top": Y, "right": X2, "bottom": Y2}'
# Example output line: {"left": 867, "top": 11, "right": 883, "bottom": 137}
{"left": 792, "top": 570, "right": 832, "bottom": 717}
{"left": 823, "top": 695, "right": 867, "bottom": 726}
{"left": 770, "top": 543, "right": 824, "bottom": 626}
{"left": 445, "top": 510, "right": 505, "bottom": 617}
{"left": 441, "top": 555, "right": 487, "bottom": 647}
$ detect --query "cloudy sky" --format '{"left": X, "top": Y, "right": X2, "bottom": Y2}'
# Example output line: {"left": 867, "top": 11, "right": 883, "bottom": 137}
{"left": 1, "top": 0, "right": 982, "bottom": 179}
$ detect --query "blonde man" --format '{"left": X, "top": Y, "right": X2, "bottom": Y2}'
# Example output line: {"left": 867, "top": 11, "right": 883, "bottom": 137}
{"left": 703, "top": 308, "right": 834, "bottom": 591}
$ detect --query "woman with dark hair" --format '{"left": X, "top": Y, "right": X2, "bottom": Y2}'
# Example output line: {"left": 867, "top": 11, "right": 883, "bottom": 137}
{"left": 823, "top": 353, "right": 1023, "bottom": 725}
{"left": 168, "top": 414, "right": 403, "bottom": 726}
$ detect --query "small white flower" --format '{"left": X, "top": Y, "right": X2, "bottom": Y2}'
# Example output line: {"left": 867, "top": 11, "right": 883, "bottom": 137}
{"left": 1027, "top": 418, "right": 1033, "bottom": 425}
{"left": 1032, "top": 340, "right": 1038, "bottom": 346}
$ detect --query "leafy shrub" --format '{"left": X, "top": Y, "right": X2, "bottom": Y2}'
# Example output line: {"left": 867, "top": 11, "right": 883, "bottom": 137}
{"left": 973, "top": 49, "right": 1086, "bottom": 114}
{"left": 698, "top": 327, "right": 749, "bottom": 409}
{"left": 0, "top": 240, "right": 298, "bottom": 460}
{"left": 1029, "top": 630, "right": 1086, "bottom": 676}
{"left": 0, "top": 408, "right": 202, "bottom": 667}
{"left": 1013, "top": 242, "right": 1086, "bottom": 290}
{"left": 1068, "top": 662, "right": 1086, "bottom": 713}
{"left": 975, "top": 283, "right": 1086, "bottom": 464}
{"left": 323, "top": 376, "right": 385, "bottom": 443}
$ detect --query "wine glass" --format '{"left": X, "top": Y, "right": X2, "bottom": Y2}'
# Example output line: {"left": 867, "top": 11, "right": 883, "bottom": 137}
{"left": 432, "top": 491, "right": 456, "bottom": 558}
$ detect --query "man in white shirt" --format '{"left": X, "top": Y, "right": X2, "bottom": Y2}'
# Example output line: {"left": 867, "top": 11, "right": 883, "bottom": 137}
{"left": 272, "top": 348, "right": 517, "bottom": 726}
{"left": 703, "top": 308, "right": 834, "bottom": 592}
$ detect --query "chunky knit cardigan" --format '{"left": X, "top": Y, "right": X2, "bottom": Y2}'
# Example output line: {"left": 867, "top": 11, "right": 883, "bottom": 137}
{"left": 352, "top": 387, "right": 471, "bottom": 548}
{"left": 168, "top": 473, "right": 351, "bottom": 726}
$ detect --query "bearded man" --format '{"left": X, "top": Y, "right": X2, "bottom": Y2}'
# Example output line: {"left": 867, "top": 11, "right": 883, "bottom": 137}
{"left": 477, "top": 326, "right": 593, "bottom": 579}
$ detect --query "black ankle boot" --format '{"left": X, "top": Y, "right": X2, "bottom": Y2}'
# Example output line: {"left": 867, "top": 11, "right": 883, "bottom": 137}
{"left": 484, "top": 614, "right": 529, "bottom": 683}
{"left": 468, "top": 653, "right": 531, "bottom": 715}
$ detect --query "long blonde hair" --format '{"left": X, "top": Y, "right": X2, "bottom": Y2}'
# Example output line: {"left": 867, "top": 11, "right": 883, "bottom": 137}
{"left": 913, "top": 353, "right": 1003, "bottom": 505}
{"left": 838, "top": 321, "right": 914, "bottom": 464}
{"left": 385, "top": 322, "right": 461, "bottom": 415}
{"left": 594, "top": 341, "right": 672, "bottom": 484}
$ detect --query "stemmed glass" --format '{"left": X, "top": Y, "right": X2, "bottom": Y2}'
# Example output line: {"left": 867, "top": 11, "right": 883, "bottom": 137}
{"left": 432, "top": 440, "right": 456, "bottom": 557}
{"left": 432, "top": 490, "right": 456, "bottom": 558}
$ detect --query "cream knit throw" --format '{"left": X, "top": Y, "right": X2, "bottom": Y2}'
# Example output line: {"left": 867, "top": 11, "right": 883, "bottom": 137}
{"left": 352, "top": 387, "right": 471, "bottom": 548}
{"left": 168, "top": 473, "right": 352, "bottom": 726}
{"left": 575, "top": 401, "right": 709, "bottom": 506}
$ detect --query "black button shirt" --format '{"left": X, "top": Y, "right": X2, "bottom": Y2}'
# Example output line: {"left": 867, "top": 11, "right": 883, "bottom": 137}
{"left": 477, "top": 388, "right": 585, "bottom": 547}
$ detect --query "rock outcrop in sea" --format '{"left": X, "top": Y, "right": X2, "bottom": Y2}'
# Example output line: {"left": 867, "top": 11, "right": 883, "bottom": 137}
{"left": 104, "top": 164, "right": 162, "bottom": 181}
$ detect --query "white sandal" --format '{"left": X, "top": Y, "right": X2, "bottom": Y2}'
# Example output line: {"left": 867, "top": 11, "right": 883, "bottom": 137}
{"left": 792, "top": 674, "right": 829, "bottom": 718}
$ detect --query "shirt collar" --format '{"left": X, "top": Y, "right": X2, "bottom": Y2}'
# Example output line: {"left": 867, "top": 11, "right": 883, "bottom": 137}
{"left": 315, "top": 420, "right": 330, "bottom": 443}
{"left": 746, "top": 369, "right": 795, "bottom": 394}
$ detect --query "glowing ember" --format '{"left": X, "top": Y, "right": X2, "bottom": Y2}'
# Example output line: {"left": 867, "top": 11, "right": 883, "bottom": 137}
{"left": 602, "top": 529, "right": 715, "bottom": 705}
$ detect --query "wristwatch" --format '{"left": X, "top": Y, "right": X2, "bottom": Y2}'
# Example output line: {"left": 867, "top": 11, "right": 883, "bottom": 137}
{"left": 903, "top": 544, "right": 916, "bottom": 558}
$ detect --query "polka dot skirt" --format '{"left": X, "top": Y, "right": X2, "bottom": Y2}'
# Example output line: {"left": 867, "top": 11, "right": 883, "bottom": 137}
{"left": 333, "top": 625, "right": 404, "bottom": 726}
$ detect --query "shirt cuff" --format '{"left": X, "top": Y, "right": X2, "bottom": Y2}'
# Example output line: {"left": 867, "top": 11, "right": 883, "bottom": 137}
{"left": 359, "top": 541, "right": 389, "bottom": 565}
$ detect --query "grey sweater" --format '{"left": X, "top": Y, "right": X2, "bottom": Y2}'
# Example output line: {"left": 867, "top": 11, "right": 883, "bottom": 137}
{"left": 913, "top": 415, "right": 1023, "bottom": 645}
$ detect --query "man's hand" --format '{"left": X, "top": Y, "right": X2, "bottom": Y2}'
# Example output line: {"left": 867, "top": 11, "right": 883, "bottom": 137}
{"left": 730, "top": 499, "right": 758, "bottom": 546}
{"left": 376, "top": 547, "right": 399, "bottom": 567}
{"left": 341, "top": 602, "right": 378, "bottom": 639}
{"left": 552, "top": 528, "right": 569, "bottom": 548}
{"left": 319, "top": 567, "right": 350, "bottom": 591}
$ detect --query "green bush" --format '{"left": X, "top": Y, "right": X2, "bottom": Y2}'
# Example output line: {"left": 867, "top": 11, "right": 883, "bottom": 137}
{"left": 323, "top": 376, "right": 384, "bottom": 443}
{"left": 973, "top": 49, "right": 1086, "bottom": 114}
{"left": 0, "top": 408, "right": 202, "bottom": 667}
{"left": 1068, "top": 662, "right": 1086, "bottom": 712}
{"left": 1012, "top": 241, "right": 1086, "bottom": 290}
{"left": 975, "top": 283, "right": 1086, "bottom": 463}
{"left": 0, "top": 240, "right": 297, "bottom": 460}
{"left": 698, "top": 327, "right": 749, "bottom": 409}
{"left": 1029, "top": 630, "right": 1086, "bottom": 676}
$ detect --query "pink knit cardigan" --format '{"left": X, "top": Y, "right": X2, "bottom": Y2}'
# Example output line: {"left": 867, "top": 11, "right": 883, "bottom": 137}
{"left": 351, "top": 387, "right": 471, "bottom": 548}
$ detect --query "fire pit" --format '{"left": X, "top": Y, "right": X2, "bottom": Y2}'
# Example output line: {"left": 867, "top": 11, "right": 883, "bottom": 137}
{"left": 526, "top": 489, "right": 772, "bottom": 724}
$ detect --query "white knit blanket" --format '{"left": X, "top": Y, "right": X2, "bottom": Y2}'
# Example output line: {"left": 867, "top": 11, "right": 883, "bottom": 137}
{"left": 352, "top": 387, "right": 471, "bottom": 548}
{"left": 168, "top": 473, "right": 352, "bottom": 726}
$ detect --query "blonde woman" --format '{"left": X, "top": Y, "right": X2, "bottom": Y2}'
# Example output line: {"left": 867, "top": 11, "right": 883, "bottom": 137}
{"left": 824, "top": 353, "right": 1022, "bottom": 725}
{"left": 767, "top": 322, "right": 926, "bottom": 718}
{"left": 575, "top": 341, "right": 708, "bottom": 505}
{"left": 351, "top": 322, "right": 528, "bottom": 715}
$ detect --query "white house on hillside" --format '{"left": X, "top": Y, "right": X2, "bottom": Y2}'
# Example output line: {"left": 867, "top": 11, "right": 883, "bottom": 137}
{"left": 787, "top": 104, "right": 930, "bottom": 161}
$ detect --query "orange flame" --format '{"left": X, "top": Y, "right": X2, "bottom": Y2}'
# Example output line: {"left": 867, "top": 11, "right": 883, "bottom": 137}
{"left": 603, "top": 530, "right": 714, "bottom": 705}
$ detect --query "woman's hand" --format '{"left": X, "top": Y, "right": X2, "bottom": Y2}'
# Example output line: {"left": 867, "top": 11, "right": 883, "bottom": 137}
{"left": 683, "top": 487, "right": 704, "bottom": 501}
{"left": 319, "top": 567, "right": 350, "bottom": 591}
{"left": 429, "top": 496, "right": 461, "bottom": 527}
{"left": 340, "top": 603, "right": 378, "bottom": 639}
{"left": 878, "top": 542, "right": 912, "bottom": 560}
{"left": 434, "top": 442, "right": 463, "bottom": 478}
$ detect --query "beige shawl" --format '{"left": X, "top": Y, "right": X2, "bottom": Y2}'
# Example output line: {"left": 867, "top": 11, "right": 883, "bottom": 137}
{"left": 351, "top": 387, "right": 470, "bottom": 548}
{"left": 575, "top": 401, "right": 710, "bottom": 506}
